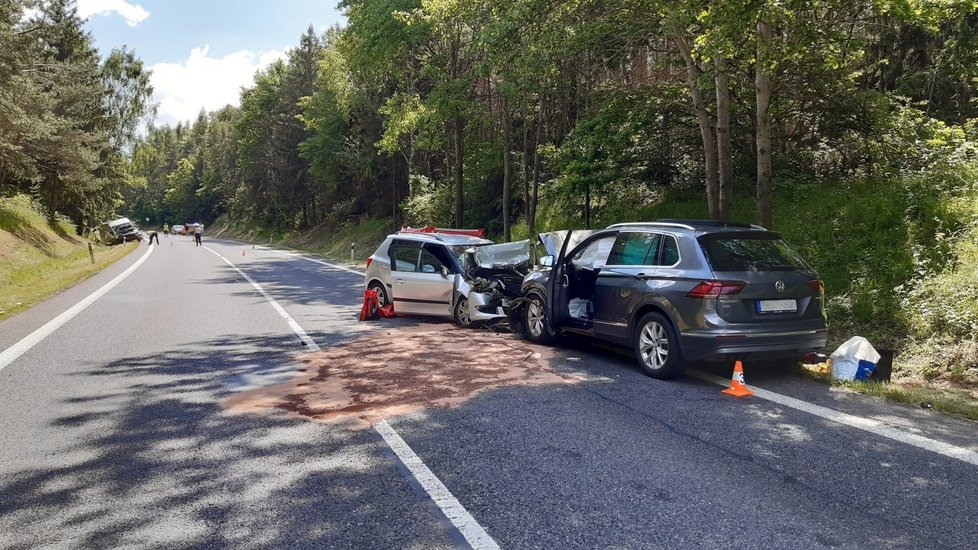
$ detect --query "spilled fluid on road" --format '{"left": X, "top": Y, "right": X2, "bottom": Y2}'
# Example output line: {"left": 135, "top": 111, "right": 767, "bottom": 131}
{"left": 222, "top": 324, "right": 579, "bottom": 429}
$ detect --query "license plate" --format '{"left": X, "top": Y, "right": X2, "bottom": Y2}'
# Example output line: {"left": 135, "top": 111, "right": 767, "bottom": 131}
{"left": 758, "top": 299, "right": 797, "bottom": 313}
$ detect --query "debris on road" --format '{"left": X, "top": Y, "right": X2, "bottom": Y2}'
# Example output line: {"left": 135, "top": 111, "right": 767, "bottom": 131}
{"left": 222, "top": 325, "right": 580, "bottom": 429}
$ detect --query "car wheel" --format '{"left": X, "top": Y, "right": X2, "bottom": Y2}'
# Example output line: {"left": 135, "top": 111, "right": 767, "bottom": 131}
{"left": 633, "top": 312, "right": 684, "bottom": 379}
{"left": 524, "top": 295, "right": 554, "bottom": 344}
{"left": 368, "top": 281, "right": 389, "bottom": 307}
{"left": 454, "top": 296, "right": 474, "bottom": 328}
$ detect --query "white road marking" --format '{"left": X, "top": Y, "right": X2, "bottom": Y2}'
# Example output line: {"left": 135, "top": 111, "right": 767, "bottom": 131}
{"left": 375, "top": 420, "right": 501, "bottom": 550}
{"left": 688, "top": 370, "right": 978, "bottom": 467}
{"left": 210, "top": 245, "right": 498, "bottom": 545}
{"left": 0, "top": 245, "right": 154, "bottom": 373}
{"left": 262, "top": 248, "right": 366, "bottom": 276}
{"left": 204, "top": 246, "right": 321, "bottom": 351}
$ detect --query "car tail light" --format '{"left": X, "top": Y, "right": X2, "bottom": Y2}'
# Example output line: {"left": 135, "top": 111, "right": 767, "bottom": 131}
{"left": 687, "top": 281, "right": 746, "bottom": 298}
{"left": 366, "top": 257, "right": 373, "bottom": 269}
{"left": 807, "top": 279, "right": 824, "bottom": 294}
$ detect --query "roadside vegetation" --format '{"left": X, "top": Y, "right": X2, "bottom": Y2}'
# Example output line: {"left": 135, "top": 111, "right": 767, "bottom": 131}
{"left": 0, "top": 195, "right": 137, "bottom": 321}
{"left": 3, "top": 3, "right": 977, "bottom": 411}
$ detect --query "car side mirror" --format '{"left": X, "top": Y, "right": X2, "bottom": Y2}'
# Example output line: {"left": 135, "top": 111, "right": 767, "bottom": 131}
{"left": 440, "top": 265, "right": 449, "bottom": 277}
{"left": 539, "top": 255, "right": 554, "bottom": 267}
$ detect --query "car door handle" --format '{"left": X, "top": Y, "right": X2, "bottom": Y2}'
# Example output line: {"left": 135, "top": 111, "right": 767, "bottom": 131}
{"left": 396, "top": 279, "right": 405, "bottom": 284}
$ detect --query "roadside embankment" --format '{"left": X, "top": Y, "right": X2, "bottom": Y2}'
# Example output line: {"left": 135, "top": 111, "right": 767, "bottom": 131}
{"left": 0, "top": 195, "right": 137, "bottom": 321}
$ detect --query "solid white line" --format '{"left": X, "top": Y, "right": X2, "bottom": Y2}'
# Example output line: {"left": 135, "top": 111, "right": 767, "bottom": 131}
{"left": 375, "top": 420, "right": 501, "bottom": 550}
{"left": 688, "top": 370, "right": 978, "bottom": 467}
{"left": 203, "top": 246, "right": 321, "bottom": 351}
{"left": 0, "top": 245, "right": 154, "bottom": 372}
{"left": 212, "top": 245, "right": 497, "bottom": 546}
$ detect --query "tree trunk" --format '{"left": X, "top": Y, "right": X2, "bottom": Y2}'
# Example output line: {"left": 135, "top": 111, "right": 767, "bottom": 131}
{"left": 673, "top": 32, "right": 719, "bottom": 220}
{"left": 453, "top": 116, "right": 465, "bottom": 227}
{"left": 529, "top": 97, "right": 544, "bottom": 236}
{"left": 502, "top": 104, "right": 513, "bottom": 242}
{"left": 522, "top": 116, "right": 530, "bottom": 221}
{"left": 583, "top": 183, "right": 591, "bottom": 229}
{"left": 755, "top": 20, "right": 774, "bottom": 229}
{"left": 716, "top": 58, "right": 733, "bottom": 221}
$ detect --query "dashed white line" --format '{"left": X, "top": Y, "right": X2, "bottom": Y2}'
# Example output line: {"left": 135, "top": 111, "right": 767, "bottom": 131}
{"left": 0, "top": 245, "right": 154, "bottom": 373}
{"left": 203, "top": 246, "right": 320, "bottom": 351}
{"left": 688, "top": 370, "right": 978, "bottom": 467}
{"left": 211, "top": 244, "right": 499, "bottom": 547}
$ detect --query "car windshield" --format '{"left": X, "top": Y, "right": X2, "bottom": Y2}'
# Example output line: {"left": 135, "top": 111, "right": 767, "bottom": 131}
{"left": 699, "top": 235, "right": 810, "bottom": 272}
{"left": 448, "top": 243, "right": 493, "bottom": 268}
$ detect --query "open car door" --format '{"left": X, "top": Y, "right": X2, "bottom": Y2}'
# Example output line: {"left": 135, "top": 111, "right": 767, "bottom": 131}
{"left": 542, "top": 230, "right": 594, "bottom": 336}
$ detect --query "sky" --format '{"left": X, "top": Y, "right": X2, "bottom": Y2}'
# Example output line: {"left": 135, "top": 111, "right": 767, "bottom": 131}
{"left": 78, "top": 0, "right": 346, "bottom": 126}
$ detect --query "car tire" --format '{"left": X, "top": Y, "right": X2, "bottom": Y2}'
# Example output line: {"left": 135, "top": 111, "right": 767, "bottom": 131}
{"left": 453, "top": 296, "right": 474, "bottom": 328}
{"left": 633, "top": 312, "right": 684, "bottom": 379}
{"left": 368, "top": 281, "right": 389, "bottom": 307}
{"left": 523, "top": 294, "right": 554, "bottom": 345}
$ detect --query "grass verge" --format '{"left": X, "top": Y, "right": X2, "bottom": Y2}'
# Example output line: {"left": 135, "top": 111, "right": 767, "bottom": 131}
{"left": 0, "top": 196, "right": 139, "bottom": 321}
{"left": 797, "top": 363, "right": 978, "bottom": 421}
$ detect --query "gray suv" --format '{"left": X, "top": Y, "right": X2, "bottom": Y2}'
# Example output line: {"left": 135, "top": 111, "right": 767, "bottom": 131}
{"left": 518, "top": 220, "right": 827, "bottom": 378}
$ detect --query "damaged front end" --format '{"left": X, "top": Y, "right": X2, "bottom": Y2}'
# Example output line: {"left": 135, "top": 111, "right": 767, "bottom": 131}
{"left": 456, "top": 239, "right": 533, "bottom": 323}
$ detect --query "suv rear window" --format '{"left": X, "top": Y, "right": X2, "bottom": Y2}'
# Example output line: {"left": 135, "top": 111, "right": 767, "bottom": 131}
{"left": 699, "top": 234, "right": 809, "bottom": 272}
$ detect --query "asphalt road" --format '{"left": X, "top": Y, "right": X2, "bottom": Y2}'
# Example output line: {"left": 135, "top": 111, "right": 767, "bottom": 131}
{"left": 1, "top": 234, "right": 976, "bottom": 549}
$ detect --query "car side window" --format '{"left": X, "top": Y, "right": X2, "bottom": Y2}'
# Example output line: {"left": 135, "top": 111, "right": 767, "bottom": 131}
{"left": 418, "top": 245, "right": 447, "bottom": 274}
{"left": 570, "top": 235, "right": 617, "bottom": 269}
{"left": 390, "top": 241, "right": 421, "bottom": 272}
{"left": 657, "top": 235, "right": 680, "bottom": 266}
{"left": 607, "top": 232, "right": 660, "bottom": 266}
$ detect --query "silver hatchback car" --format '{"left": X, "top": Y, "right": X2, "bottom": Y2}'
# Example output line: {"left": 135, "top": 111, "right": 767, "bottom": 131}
{"left": 365, "top": 231, "right": 532, "bottom": 325}
{"left": 517, "top": 220, "right": 828, "bottom": 378}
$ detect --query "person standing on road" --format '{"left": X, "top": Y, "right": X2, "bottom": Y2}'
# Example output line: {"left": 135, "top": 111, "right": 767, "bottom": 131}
{"left": 193, "top": 223, "right": 202, "bottom": 246}
{"left": 163, "top": 222, "right": 169, "bottom": 237}
{"left": 147, "top": 229, "right": 159, "bottom": 245}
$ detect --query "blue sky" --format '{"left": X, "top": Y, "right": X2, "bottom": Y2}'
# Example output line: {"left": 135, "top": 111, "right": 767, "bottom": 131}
{"left": 78, "top": 0, "right": 345, "bottom": 126}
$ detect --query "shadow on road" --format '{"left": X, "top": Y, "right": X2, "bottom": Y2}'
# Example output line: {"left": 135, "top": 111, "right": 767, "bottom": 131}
{"left": 0, "top": 332, "right": 454, "bottom": 549}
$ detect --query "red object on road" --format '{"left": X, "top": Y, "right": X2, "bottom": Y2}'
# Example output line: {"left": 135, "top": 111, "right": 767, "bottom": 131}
{"left": 359, "top": 289, "right": 380, "bottom": 321}
{"left": 398, "top": 226, "right": 487, "bottom": 239}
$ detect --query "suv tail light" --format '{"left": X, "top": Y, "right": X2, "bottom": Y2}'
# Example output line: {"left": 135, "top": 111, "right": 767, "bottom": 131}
{"left": 807, "top": 279, "right": 824, "bottom": 294}
{"left": 687, "top": 281, "right": 746, "bottom": 298}
{"left": 366, "top": 257, "right": 373, "bottom": 269}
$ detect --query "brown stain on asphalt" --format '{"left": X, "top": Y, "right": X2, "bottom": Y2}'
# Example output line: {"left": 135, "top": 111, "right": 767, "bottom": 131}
{"left": 222, "top": 324, "right": 579, "bottom": 430}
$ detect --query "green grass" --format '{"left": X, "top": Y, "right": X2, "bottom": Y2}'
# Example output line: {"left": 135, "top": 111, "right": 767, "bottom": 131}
{"left": 0, "top": 195, "right": 139, "bottom": 320}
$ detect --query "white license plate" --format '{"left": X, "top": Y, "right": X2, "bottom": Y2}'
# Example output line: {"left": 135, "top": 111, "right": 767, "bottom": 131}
{"left": 758, "top": 299, "right": 797, "bottom": 313}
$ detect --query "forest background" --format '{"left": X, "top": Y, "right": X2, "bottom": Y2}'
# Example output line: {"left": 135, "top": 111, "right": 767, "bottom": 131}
{"left": 2, "top": 0, "right": 978, "bottom": 392}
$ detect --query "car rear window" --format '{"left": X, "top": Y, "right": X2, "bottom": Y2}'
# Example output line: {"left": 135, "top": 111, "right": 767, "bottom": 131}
{"left": 699, "top": 234, "right": 809, "bottom": 272}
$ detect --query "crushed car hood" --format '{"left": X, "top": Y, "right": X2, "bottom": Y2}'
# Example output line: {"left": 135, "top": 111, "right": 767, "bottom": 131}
{"left": 471, "top": 239, "right": 532, "bottom": 269}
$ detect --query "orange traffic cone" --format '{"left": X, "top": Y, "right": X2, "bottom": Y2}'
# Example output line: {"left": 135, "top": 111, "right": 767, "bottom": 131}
{"left": 722, "top": 360, "right": 754, "bottom": 397}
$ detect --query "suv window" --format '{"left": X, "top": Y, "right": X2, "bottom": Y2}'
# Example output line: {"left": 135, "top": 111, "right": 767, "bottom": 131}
{"left": 699, "top": 234, "right": 808, "bottom": 271}
{"left": 658, "top": 234, "right": 680, "bottom": 266}
{"left": 608, "top": 232, "right": 660, "bottom": 266}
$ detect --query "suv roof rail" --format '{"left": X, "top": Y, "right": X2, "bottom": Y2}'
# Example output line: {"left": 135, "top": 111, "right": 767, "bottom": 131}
{"left": 655, "top": 219, "right": 767, "bottom": 230}
{"left": 605, "top": 221, "right": 696, "bottom": 231}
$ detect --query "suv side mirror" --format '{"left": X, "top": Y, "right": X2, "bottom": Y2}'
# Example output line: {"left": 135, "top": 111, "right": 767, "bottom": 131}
{"left": 539, "top": 255, "right": 554, "bottom": 267}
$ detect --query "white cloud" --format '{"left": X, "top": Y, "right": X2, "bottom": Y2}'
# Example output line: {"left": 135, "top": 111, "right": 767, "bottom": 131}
{"left": 77, "top": 0, "right": 149, "bottom": 27}
{"left": 149, "top": 46, "right": 287, "bottom": 126}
